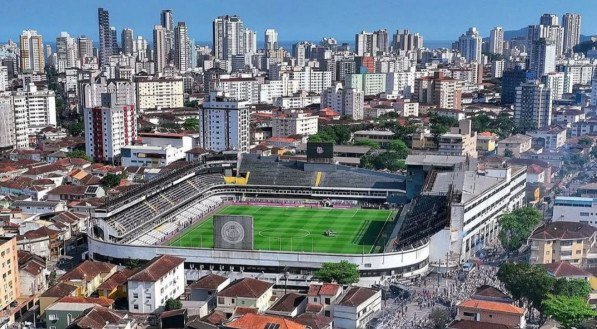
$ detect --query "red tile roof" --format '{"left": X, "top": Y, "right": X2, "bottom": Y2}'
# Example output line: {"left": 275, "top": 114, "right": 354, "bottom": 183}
{"left": 128, "top": 255, "right": 184, "bottom": 282}
{"left": 218, "top": 278, "right": 273, "bottom": 299}
{"left": 458, "top": 299, "right": 525, "bottom": 315}
{"left": 66, "top": 306, "right": 123, "bottom": 328}
{"left": 201, "top": 310, "right": 227, "bottom": 325}
{"left": 449, "top": 320, "right": 513, "bottom": 329}
{"left": 337, "top": 287, "right": 378, "bottom": 307}
{"left": 542, "top": 261, "right": 591, "bottom": 278}
{"left": 268, "top": 293, "right": 306, "bottom": 312}
{"left": 97, "top": 268, "right": 138, "bottom": 291}
{"left": 530, "top": 221, "right": 597, "bottom": 240}
{"left": 40, "top": 282, "right": 78, "bottom": 297}
{"left": 59, "top": 260, "right": 116, "bottom": 282}
{"left": 58, "top": 296, "right": 114, "bottom": 307}
{"left": 293, "top": 313, "right": 333, "bottom": 329}
{"left": 307, "top": 283, "right": 341, "bottom": 297}
{"left": 188, "top": 274, "right": 228, "bottom": 290}
{"left": 225, "top": 313, "right": 306, "bottom": 329}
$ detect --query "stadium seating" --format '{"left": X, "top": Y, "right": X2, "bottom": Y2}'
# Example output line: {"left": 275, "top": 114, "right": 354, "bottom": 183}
{"left": 393, "top": 194, "right": 450, "bottom": 250}
{"left": 106, "top": 174, "right": 225, "bottom": 239}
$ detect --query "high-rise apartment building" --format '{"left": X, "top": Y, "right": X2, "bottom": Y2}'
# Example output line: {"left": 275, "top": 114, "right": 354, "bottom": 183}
{"left": 198, "top": 92, "right": 250, "bottom": 153}
{"left": 135, "top": 77, "right": 184, "bottom": 112}
{"left": 97, "top": 8, "right": 112, "bottom": 66}
{"left": 540, "top": 14, "right": 559, "bottom": 26}
{"left": 153, "top": 25, "right": 168, "bottom": 73}
{"left": 529, "top": 38, "right": 556, "bottom": 77}
{"left": 77, "top": 36, "right": 93, "bottom": 60}
{"left": 213, "top": 15, "right": 245, "bottom": 60}
{"left": 321, "top": 83, "right": 365, "bottom": 120}
{"left": 161, "top": 9, "right": 175, "bottom": 60}
{"left": 244, "top": 29, "right": 257, "bottom": 54}
{"left": 489, "top": 27, "right": 504, "bottom": 54}
{"left": 110, "top": 27, "right": 119, "bottom": 54}
{"left": 502, "top": 65, "right": 528, "bottom": 104}
{"left": 121, "top": 28, "right": 134, "bottom": 55}
{"left": 19, "top": 30, "right": 45, "bottom": 73}
{"left": 264, "top": 29, "right": 278, "bottom": 51}
{"left": 174, "top": 22, "right": 189, "bottom": 72}
{"left": 457, "top": 27, "right": 482, "bottom": 63}
{"left": 0, "top": 97, "right": 15, "bottom": 152}
{"left": 84, "top": 105, "right": 137, "bottom": 163}
{"left": 434, "top": 76, "right": 462, "bottom": 110}
{"left": 56, "top": 32, "right": 78, "bottom": 73}
{"left": 515, "top": 81, "right": 552, "bottom": 129}
{"left": 0, "top": 237, "right": 20, "bottom": 315}
{"left": 375, "top": 29, "right": 389, "bottom": 53}
{"left": 562, "top": 13, "right": 581, "bottom": 52}
{"left": 355, "top": 31, "right": 378, "bottom": 56}
{"left": 392, "top": 29, "right": 423, "bottom": 52}
{"left": 2, "top": 83, "right": 56, "bottom": 149}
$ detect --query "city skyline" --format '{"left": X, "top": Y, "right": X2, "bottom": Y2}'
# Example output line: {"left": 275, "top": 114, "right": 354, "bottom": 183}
{"left": 0, "top": 0, "right": 594, "bottom": 45}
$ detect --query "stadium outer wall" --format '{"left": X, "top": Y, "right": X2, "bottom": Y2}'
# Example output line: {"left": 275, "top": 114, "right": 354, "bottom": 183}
{"left": 88, "top": 235, "right": 430, "bottom": 280}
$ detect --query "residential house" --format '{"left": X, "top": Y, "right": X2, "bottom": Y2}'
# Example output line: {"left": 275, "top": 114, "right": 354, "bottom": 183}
{"left": 293, "top": 313, "right": 333, "bottom": 329}
{"left": 46, "top": 185, "right": 105, "bottom": 202}
{"left": 307, "top": 283, "right": 343, "bottom": 317}
{"left": 187, "top": 273, "right": 230, "bottom": 312}
{"left": 127, "top": 255, "right": 185, "bottom": 313}
{"left": 529, "top": 221, "right": 597, "bottom": 267}
{"left": 97, "top": 268, "right": 137, "bottom": 300}
{"left": 39, "top": 282, "right": 78, "bottom": 315}
{"left": 266, "top": 293, "right": 307, "bottom": 317}
{"left": 542, "top": 261, "right": 597, "bottom": 290}
{"left": 527, "top": 126, "right": 567, "bottom": 151}
{"left": 216, "top": 277, "right": 274, "bottom": 315}
{"left": 476, "top": 132, "right": 498, "bottom": 153}
{"left": 456, "top": 298, "right": 526, "bottom": 328}
{"left": 66, "top": 305, "right": 136, "bottom": 329}
{"left": 333, "top": 287, "right": 381, "bottom": 329}
{"left": 59, "top": 260, "right": 118, "bottom": 297}
{"left": 18, "top": 250, "right": 47, "bottom": 296}
{"left": 11, "top": 200, "right": 67, "bottom": 215}
{"left": 497, "top": 134, "right": 532, "bottom": 157}
{"left": 223, "top": 313, "right": 306, "bottom": 329}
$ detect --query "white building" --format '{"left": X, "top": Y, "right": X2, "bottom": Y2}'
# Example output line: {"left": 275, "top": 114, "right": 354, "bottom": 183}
{"left": 121, "top": 133, "right": 194, "bottom": 167}
{"left": 552, "top": 196, "right": 597, "bottom": 227}
{"left": 345, "top": 73, "right": 386, "bottom": 96}
{"left": 489, "top": 27, "right": 504, "bottom": 55}
{"left": 458, "top": 27, "right": 482, "bottom": 63}
{"left": 127, "top": 255, "right": 185, "bottom": 314}
{"left": 562, "top": 13, "right": 582, "bottom": 52}
{"left": 0, "top": 66, "right": 7, "bottom": 92}
{"left": 394, "top": 99, "right": 419, "bottom": 117}
{"left": 271, "top": 109, "right": 318, "bottom": 137}
{"left": 529, "top": 38, "right": 556, "bottom": 78}
{"left": 333, "top": 287, "right": 382, "bottom": 329}
{"left": 213, "top": 15, "right": 245, "bottom": 60}
{"left": 84, "top": 105, "right": 137, "bottom": 162}
{"left": 385, "top": 70, "right": 415, "bottom": 97}
{"left": 321, "top": 83, "right": 365, "bottom": 120}
{"left": 198, "top": 92, "right": 250, "bottom": 152}
{"left": 541, "top": 72, "right": 564, "bottom": 100}
{"left": 135, "top": 77, "right": 184, "bottom": 112}
{"left": 20, "top": 30, "right": 45, "bottom": 74}
{"left": 3, "top": 83, "right": 56, "bottom": 149}
{"left": 491, "top": 60, "right": 505, "bottom": 78}
{"left": 0, "top": 97, "right": 15, "bottom": 151}
{"left": 428, "top": 163, "right": 526, "bottom": 264}
{"left": 216, "top": 278, "right": 273, "bottom": 314}
{"left": 217, "top": 76, "right": 259, "bottom": 104}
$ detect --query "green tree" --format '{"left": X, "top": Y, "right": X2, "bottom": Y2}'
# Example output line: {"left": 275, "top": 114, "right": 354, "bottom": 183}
{"left": 553, "top": 279, "right": 592, "bottom": 299}
{"left": 67, "top": 120, "right": 84, "bottom": 137}
{"left": 387, "top": 139, "right": 409, "bottom": 158}
{"left": 497, "top": 263, "right": 555, "bottom": 312}
{"left": 354, "top": 139, "right": 380, "bottom": 149}
{"left": 66, "top": 150, "right": 91, "bottom": 162}
{"left": 100, "top": 173, "right": 123, "bottom": 188}
{"left": 498, "top": 207, "right": 542, "bottom": 252}
{"left": 184, "top": 100, "right": 199, "bottom": 107}
{"left": 314, "top": 260, "right": 360, "bottom": 285}
{"left": 182, "top": 117, "right": 199, "bottom": 131}
{"left": 503, "top": 148, "right": 514, "bottom": 157}
{"left": 165, "top": 298, "right": 183, "bottom": 311}
{"left": 543, "top": 294, "right": 597, "bottom": 328}
{"left": 577, "top": 137, "right": 593, "bottom": 147}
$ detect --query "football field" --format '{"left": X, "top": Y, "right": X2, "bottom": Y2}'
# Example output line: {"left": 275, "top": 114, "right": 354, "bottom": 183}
{"left": 168, "top": 205, "right": 396, "bottom": 254}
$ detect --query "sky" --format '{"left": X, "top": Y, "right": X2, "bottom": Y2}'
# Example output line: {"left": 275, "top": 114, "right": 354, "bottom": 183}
{"left": 0, "top": 0, "right": 595, "bottom": 45}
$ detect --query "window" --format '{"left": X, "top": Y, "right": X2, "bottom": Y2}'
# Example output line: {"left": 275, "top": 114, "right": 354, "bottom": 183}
{"left": 48, "top": 314, "right": 58, "bottom": 321}
{"left": 133, "top": 293, "right": 138, "bottom": 298}
{"left": 133, "top": 304, "right": 139, "bottom": 310}
{"left": 463, "top": 312, "right": 476, "bottom": 317}
{"left": 325, "top": 298, "right": 331, "bottom": 305}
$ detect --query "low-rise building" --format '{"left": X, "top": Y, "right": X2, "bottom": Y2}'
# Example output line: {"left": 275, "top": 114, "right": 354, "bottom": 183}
{"left": 59, "top": 260, "right": 117, "bottom": 297}
{"left": 266, "top": 293, "right": 307, "bottom": 317}
{"left": 224, "top": 313, "right": 306, "bottom": 329}
{"left": 127, "top": 255, "right": 185, "bottom": 313}
{"left": 333, "top": 287, "right": 381, "bottom": 329}
{"left": 552, "top": 196, "right": 597, "bottom": 227}
{"left": 455, "top": 298, "right": 526, "bottom": 328}
{"left": 353, "top": 130, "right": 395, "bottom": 149}
{"left": 0, "top": 237, "right": 20, "bottom": 323}
{"left": 529, "top": 221, "right": 597, "bottom": 267}
{"left": 216, "top": 277, "right": 274, "bottom": 315}
{"left": 496, "top": 134, "right": 532, "bottom": 157}
{"left": 271, "top": 109, "right": 318, "bottom": 138}
{"left": 476, "top": 132, "right": 498, "bottom": 153}
{"left": 527, "top": 126, "right": 567, "bottom": 151}
{"left": 307, "top": 283, "right": 343, "bottom": 317}
{"left": 437, "top": 119, "right": 478, "bottom": 158}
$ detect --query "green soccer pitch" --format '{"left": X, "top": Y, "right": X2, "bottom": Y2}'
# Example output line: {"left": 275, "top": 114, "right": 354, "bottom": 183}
{"left": 168, "top": 205, "right": 397, "bottom": 254}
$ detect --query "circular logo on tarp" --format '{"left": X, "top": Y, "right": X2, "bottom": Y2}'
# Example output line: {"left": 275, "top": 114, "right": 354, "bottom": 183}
{"left": 221, "top": 221, "right": 245, "bottom": 244}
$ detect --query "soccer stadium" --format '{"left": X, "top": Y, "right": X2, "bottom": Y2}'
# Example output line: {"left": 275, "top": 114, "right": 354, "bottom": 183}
{"left": 88, "top": 149, "right": 448, "bottom": 283}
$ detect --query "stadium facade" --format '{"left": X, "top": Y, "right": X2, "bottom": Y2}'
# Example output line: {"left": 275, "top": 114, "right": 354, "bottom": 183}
{"left": 88, "top": 153, "right": 526, "bottom": 283}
